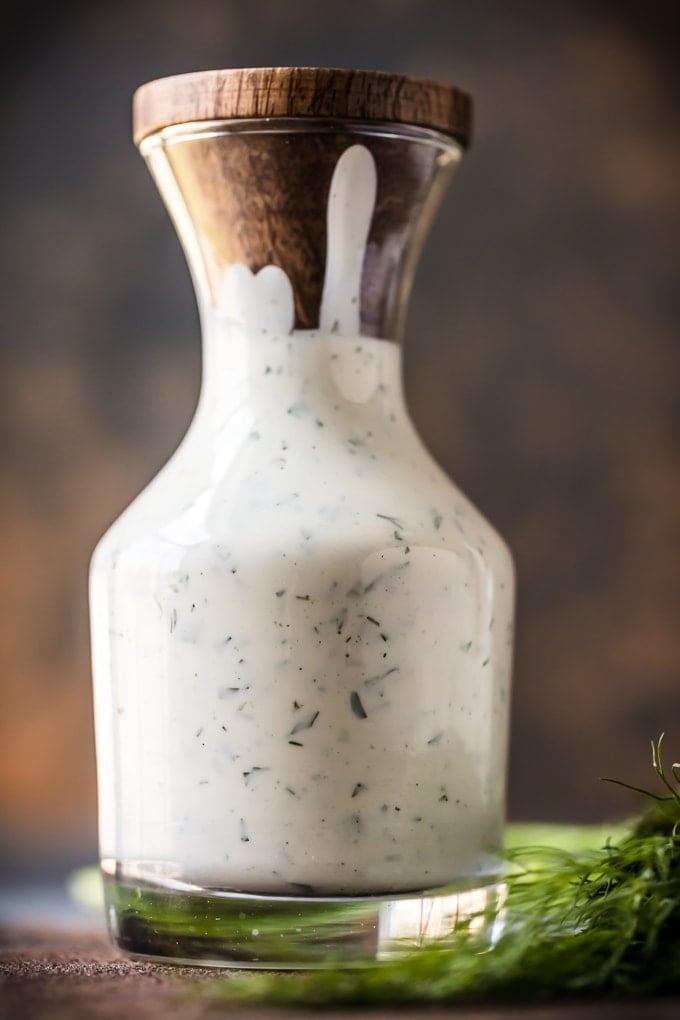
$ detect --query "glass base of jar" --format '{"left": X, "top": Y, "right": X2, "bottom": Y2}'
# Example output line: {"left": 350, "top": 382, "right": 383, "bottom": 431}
{"left": 103, "top": 865, "right": 505, "bottom": 969}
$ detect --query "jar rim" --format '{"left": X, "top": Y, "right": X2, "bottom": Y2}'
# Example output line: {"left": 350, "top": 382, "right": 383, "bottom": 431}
{"left": 132, "top": 66, "right": 473, "bottom": 149}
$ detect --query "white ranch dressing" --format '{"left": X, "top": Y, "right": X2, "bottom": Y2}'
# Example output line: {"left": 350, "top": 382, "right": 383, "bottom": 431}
{"left": 91, "top": 144, "right": 513, "bottom": 896}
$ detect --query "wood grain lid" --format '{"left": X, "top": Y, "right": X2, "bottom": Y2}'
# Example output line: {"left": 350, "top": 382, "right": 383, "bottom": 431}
{"left": 133, "top": 67, "right": 472, "bottom": 148}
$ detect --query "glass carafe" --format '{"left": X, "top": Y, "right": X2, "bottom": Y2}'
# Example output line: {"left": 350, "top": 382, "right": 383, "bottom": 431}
{"left": 90, "top": 67, "right": 514, "bottom": 967}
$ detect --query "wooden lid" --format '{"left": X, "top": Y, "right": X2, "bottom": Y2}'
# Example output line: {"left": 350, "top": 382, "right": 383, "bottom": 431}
{"left": 133, "top": 67, "right": 472, "bottom": 148}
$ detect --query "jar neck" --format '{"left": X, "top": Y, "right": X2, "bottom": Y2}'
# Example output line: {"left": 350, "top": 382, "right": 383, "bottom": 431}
{"left": 195, "top": 310, "right": 412, "bottom": 436}
{"left": 141, "top": 119, "right": 461, "bottom": 343}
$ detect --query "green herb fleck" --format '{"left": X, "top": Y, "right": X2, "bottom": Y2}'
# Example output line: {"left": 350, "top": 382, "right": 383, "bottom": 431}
{"left": 376, "top": 512, "right": 403, "bottom": 529}
{"left": 290, "top": 710, "right": 319, "bottom": 736}
{"left": 242, "top": 766, "right": 269, "bottom": 786}
{"left": 349, "top": 691, "right": 367, "bottom": 719}
{"left": 364, "top": 560, "right": 410, "bottom": 595}
{"left": 365, "top": 666, "right": 399, "bottom": 688}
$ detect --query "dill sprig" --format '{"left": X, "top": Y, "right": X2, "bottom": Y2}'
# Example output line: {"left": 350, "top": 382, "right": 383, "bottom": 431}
{"left": 207, "top": 735, "right": 680, "bottom": 1007}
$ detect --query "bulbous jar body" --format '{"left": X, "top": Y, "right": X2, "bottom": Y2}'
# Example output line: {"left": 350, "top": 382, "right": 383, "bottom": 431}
{"left": 90, "top": 67, "right": 514, "bottom": 966}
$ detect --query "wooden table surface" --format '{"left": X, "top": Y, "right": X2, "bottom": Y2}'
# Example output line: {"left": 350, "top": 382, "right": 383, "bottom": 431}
{"left": 1, "top": 924, "right": 679, "bottom": 1020}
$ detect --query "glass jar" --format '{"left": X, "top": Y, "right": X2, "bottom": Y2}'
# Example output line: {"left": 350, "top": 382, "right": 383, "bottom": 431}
{"left": 90, "top": 67, "right": 514, "bottom": 967}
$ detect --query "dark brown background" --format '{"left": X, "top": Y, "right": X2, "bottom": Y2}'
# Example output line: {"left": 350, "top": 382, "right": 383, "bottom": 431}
{"left": 0, "top": 0, "right": 678, "bottom": 880}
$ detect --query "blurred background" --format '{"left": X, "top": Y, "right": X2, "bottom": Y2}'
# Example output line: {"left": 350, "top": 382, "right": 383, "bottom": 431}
{"left": 0, "top": 0, "right": 678, "bottom": 891}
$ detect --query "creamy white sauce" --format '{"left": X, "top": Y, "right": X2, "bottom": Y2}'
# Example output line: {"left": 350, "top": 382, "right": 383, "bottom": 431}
{"left": 90, "top": 142, "right": 514, "bottom": 897}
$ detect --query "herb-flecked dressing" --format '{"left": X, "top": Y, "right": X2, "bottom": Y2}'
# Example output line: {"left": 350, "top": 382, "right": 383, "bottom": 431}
{"left": 90, "top": 141, "right": 514, "bottom": 898}
{"left": 91, "top": 321, "right": 514, "bottom": 895}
